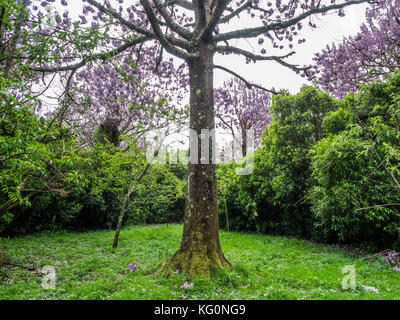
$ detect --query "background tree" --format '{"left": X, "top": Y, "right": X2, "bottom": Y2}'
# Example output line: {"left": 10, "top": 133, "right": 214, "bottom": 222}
{"left": 214, "top": 77, "right": 271, "bottom": 157}
{"left": 217, "top": 73, "right": 400, "bottom": 251}
{"left": 28, "top": 0, "right": 374, "bottom": 278}
{"left": 68, "top": 46, "right": 189, "bottom": 147}
{"left": 309, "top": 71, "right": 400, "bottom": 249}
{"left": 0, "top": 0, "right": 83, "bottom": 224}
{"left": 310, "top": 0, "right": 399, "bottom": 98}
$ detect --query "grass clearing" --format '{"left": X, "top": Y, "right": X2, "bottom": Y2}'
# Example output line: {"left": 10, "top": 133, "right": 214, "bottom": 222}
{"left": 1, "top": 224, "right": 399, "bottom": 300}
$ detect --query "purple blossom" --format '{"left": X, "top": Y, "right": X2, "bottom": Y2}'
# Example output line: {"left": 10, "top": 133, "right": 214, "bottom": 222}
{"left": 127, "top": 259, "right": 139, "bottom": 272}
{"left": 180, "top": 281, "right": 193, "bottom": 289}
{"left": 214, "top": 77, "right": 272, "bottom": 154}
{"left": 311, "top": 0, "right": 400, "bottom": 98}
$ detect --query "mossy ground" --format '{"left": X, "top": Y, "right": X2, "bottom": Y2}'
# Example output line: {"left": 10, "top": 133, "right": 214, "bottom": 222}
{"left": 1, "top": 224, "right": 399, "bottom": 300}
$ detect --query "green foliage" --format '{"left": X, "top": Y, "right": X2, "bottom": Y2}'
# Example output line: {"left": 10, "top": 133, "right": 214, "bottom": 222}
{"left": 309, "top": 71, "right": 400, "bottom": 249}
{"left": 0, "top": 103, "right": 82, "bottom": 203}
{"left": 218, "top": 86, "right": 338, "bottom": 238}
{"left": 1, "top": 224, "right": 400, "bottom": 300}
{"left": 2, "top": 136, "right": 186, "bottom": 235}
{"left": 0, "top": 77, "right": 84, "bottom": 233}
{"left": 82, "top": 139, "right": 186, "bottom": 226}
{"left": 218, "top": 75, "right": 400, "bottom": 250}
{"left": 0, "top": 1, "right": 86, "bottom": 232}
{"left": 217, "top": 164, "right": 253, "bottom": 231}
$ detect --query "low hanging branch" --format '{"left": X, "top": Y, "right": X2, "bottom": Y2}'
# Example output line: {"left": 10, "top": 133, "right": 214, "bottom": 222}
{"left": 356, "top": 203, "right": 400, "bottom": 211}
{"left": 350, "top": 95, "right": 400, "bottom": 190}
{"left": 213, "top": 64, "right": 278, "bottom": 94}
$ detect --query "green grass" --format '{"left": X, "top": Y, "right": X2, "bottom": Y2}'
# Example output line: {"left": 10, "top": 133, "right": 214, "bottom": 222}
{"left": 1, "top": 224, "right": 399, "bottom": 300}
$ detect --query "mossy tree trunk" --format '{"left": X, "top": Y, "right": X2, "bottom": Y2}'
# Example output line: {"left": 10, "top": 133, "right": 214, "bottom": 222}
{"left": 158, "top": 40, "right": 230, "bottom": 278}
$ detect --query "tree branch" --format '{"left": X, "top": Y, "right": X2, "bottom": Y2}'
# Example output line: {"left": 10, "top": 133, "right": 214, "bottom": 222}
{"left": 198, "top": 0, "right": 232, "bottom": 41}
{"left": 87, "top": 0, "right": 189, "bottom": 49}
{"left": 214, "top": 64, "right": 277, "bottom": 94}
{"left": 30, "top": 36, "right": 151, "bottom": 73}
{"left": 87, "top": 0, "right": 153, "bottom": 36}
{"left": 219, "top": 1, "right": 251, "bottom": 24}
{"left": 140, "top": 0, "right": 192, "bottom": 60}
{"left": 216, "top": 45, "right": 310, "bottom": 73}
{"left": 165, "top": 0, "right": 194, "bottom": 10}
{"left": 215, "top": 0, "right": 371, "bottom": 42}
{"left": 153, "top": 0, "right": 193, "bottom": 39}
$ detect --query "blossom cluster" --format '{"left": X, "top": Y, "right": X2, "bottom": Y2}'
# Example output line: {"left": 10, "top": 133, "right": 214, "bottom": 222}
{"left": 309, "top": 0, "right": 399, "bottom": 98}
{"left": 127, "top": 259, "right": 139, "bottom": 272}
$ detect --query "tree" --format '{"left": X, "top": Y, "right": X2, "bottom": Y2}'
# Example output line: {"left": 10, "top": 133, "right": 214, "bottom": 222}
{"left": 28, "top": 0, "right": 373, "bottom": 277}
{"left": 243, "top": 86, "right": 337, "bottom": 238}
{"left": 0, "top": 0, "right": 83, "bottom": 223}
{"left": 214, "top": 77, "right": 271, "bottom": 157}
{"left": 69, "top": 46, "right": 189, "bottom": 147}
{"left": 309, "top": 71, "right": 400, "bottom": 249}
{"left": 310, "top": 0, "right": 399, "bottom": 98}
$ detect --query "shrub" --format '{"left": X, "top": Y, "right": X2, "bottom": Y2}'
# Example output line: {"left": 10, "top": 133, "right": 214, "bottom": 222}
{"left": 218, "top": 86, "right": 337, "bottom": 238}
{"left": 309, "top": 72, "right": 400, "bottom": 250}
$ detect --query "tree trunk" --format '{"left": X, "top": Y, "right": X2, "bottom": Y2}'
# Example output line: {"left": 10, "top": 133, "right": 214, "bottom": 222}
{"left": 241, "top": 127, "right": 247, "bottom": 157}
{"left": 158, "top": 42, "right": 230, "bottom": 278}
{"left": 113, "top": 160, "right": 152, "bottom": 248}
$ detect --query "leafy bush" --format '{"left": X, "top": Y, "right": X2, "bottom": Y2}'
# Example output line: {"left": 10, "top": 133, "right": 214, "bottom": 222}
{"left": 309, "top": 72, "right": 400, "bottom": 250}
{"left": 219, "top": 75, "right": 400, "bottom": 250}
{"left": 1, "top": 138, "right": 186, "bottom": 236}
{"left": 218, "top": 86, "right": 337, "bottom": 238}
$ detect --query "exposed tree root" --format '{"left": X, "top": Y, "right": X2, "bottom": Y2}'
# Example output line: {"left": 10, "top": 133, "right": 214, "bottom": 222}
{"left": 157, "top": 242, "right": 231, "bottom": 278}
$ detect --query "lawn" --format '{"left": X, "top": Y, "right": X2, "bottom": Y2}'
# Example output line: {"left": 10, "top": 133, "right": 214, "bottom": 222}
{"left": 1, "top": 224, "right": 399, "bottom": 300}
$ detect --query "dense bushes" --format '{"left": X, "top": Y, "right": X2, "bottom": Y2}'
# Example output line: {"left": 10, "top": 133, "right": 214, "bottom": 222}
{"left": 1, "top": 139, "right": 186, "bottom": 236}
{"left": 218, "top": 73, "right": 400, "bottom": 250}
{"left": 218, "top": 86, "right": 338, "bottom": 238}
{"left": 309, "top": 72, "right": 400, "bottom": 249}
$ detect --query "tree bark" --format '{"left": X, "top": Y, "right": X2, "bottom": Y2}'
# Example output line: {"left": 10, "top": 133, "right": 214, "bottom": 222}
{"left": 158, "top": 41, "right": 230, "bottom": 278}
{"left": 241, "top": 126, "right": 247, "bottom": 157}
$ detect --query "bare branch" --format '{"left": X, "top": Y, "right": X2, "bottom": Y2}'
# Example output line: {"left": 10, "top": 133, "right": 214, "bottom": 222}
{"left": 219, "top": 1, "right": 251, "bottom": 24}
{"left": 30, "top": 36, "right": 151, "bottom": 73}
{"left": 165, "top": 0, "right": 194, "bottom": 10}
{"left": 140, "top": 0, "right": 193, "bottom": 60}
{"left": 215, "top": 0, "right": 371, "bottom": 42}
{"left": 87, "top": 0, "right": 152, "bottom": 36}
{"left": 216, "top": 45, "right": 310, "bottom": 73}
{"left": 198, "top": 0, "right": 232, "bottom": 41}
{"left": 195, "top": 0, "right": 207, "bottom": 28}
{"left": 153, "top": 0, "right": 193, "bottom": 39}
{"left": 87, "top": 0, "right": 189, "bottom": 49}
{"left": 214, "top": 64, "right": 278, "bottom": 94}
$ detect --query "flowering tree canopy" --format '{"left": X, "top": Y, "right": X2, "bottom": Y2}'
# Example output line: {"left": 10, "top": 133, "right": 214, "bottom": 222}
{"left": 310, "top": 0, "right": 399, "bottom": 97}
{"left": 214, "top": 77, "right": 271, "bottom": 157}
{"left": 68, "top": 46, "right": 189, "bottom": 147}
